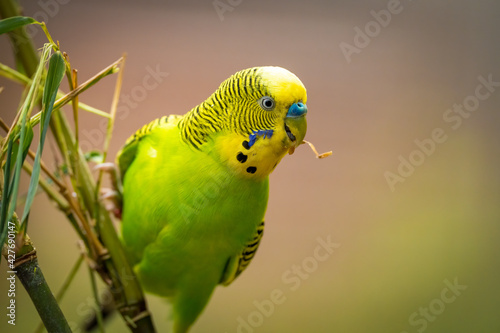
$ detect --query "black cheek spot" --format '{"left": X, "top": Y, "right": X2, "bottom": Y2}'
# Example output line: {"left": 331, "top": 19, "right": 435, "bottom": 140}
{"left": 242, "top": 140, "right": 250, "bottom": 150}
{"left": 246, "top": 166, "right": 257, "bottom": 174}
{"left": 237, "top": 152, "right": 248, "bottom": 163}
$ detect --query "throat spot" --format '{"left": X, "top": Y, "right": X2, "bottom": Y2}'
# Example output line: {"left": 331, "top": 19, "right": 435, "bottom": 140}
{"left": 246, "top": 166, "right": 257, "bottom": 174}
{"left": 237, "top": 152, "right": 248, "bottom": 163}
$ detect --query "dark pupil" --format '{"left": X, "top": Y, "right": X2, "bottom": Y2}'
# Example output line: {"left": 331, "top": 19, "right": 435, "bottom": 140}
{"left": 264, "top": 99, "right": 272, "bottom": 108}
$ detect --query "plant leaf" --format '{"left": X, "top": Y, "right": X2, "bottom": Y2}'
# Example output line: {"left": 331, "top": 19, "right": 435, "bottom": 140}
{"left": 0, "top": 138, "right": 14, "bottom": 258}
{"left": 22, "top": 121, "right": 34, "bottom": 157}
{"left": 7, "top": 108, "right": 29, "bottom": 224}
{"left": 7, "top": 122, "right": 34, "bottom": 172}
{"left": 0, "top": 16, "right": 37, "bottom": 35}
{"left": 0, "top": 100, "right": 33, "bottom": 251}
{"left": 21, "top": 51, "right": 65, "bottom": 224}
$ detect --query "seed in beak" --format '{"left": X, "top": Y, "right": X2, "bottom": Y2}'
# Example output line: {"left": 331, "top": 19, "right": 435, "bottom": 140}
{"left": 303, "top": 140, "right": 332, "bottom": 159}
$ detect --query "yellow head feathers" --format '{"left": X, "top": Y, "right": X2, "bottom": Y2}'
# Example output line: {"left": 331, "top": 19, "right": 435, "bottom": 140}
{"left": 257, "top": 66, "right": 307, "bottom": 106}
{"left": 179, "top": 66, "right": 308, "bottom": 151}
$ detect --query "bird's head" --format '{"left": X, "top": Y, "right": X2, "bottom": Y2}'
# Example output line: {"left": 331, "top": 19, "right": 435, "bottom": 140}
{"left": 181, "top": 66, "right": 308, "bottom": 179}
{"left": 227, "top": 66, "right": 307, "bottom": 150}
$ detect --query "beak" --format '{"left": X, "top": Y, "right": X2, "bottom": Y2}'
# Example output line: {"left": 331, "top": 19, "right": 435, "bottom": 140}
{"left": 287, "top": 102, "right": 307, "bottom": 118}
{"left": 284, "top": 102, "right": 307, "bottom": 151}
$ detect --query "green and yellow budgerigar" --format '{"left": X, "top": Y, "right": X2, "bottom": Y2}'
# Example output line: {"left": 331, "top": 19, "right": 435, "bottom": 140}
{"left": 117, "top": 66, "right": 308, "bottom": 332}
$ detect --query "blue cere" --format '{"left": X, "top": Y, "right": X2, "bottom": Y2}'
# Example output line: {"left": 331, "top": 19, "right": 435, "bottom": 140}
{"left": 287, "top": 102, "right": 308, "bottom": 117}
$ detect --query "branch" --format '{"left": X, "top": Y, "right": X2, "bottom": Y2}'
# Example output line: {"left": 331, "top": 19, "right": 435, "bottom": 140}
{"left": 1, "top": 213, "right": 71, "bottom": 332}
{"left": 0, "top": 1, "right": 156, "bottom": 332}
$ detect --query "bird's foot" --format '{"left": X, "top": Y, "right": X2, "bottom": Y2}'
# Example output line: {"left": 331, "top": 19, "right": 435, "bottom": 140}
{"left": 94, "top": 163, "right": 123, "bottom": 219}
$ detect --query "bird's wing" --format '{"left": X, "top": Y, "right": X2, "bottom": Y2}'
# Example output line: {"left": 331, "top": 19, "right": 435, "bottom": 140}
{"left": 220, "top": 220, "right": 265, "bottom": 286}
{"left": 116, "top": 114, "right": 182, "bottom": 179}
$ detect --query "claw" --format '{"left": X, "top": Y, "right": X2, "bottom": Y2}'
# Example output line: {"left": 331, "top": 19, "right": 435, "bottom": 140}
{"left": 95, "top": 163, "right": 123, "bottom": 219}
{"left": 100, "top": 187, "right": 123, "bottom": 219}
{"left": 100, "top": 188, "right": 120, "bottom": 200}
{"left": 93, "top": 162, "right": 116, "bottom": 171}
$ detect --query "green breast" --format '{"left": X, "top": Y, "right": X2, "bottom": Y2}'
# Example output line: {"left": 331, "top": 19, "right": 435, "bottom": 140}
{"left": 121, "top": 124, "right": 269, "bottom": 266}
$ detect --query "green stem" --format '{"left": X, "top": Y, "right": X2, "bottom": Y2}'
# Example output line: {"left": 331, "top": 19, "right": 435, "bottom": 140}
{"left": 88, "top": 263, "right": 105, "bottom": 333}
{"left": 35, "top": 255, "right": 84, "bottom": 333}
{"left": 0, "top": 0, "right": 39, "bottom": 76}
{"left": 16, "top": 254, "right": 72, "bottom": 333}
{"left": 52, "top": 108, "right": 155, "bottom": 332}
{"left": 1, "top": 213, "right": 71, "bottom": 333}
{"left": 0, "top": 2, "right": 156, "bottom": 332}
{"left": 0, "top": 62, "right": 112, "bottom": 118}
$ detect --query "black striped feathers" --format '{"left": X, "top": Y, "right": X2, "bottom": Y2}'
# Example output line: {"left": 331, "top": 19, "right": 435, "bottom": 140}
{"left": 220, "top": 221, "right": 265, "bottom": 285}
{"left": 178, "top": 67, "right": 280, "bottom": 150}
{"left": 117, "top": 114, "right": 181, "bottom": 178}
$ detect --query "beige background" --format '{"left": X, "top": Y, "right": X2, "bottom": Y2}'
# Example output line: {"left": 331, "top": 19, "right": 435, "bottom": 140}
{"left": 1, "top": 0, "right": 499, "bottom": 332}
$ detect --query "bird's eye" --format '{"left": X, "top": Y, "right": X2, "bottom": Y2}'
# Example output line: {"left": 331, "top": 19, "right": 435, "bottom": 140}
{"left": 258, "top": 96, "right": 275, "bottom": 111}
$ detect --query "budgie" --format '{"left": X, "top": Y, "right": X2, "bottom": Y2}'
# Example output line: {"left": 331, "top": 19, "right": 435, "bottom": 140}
{"left": 116, "top": 66, "right": 308, "bottom": 332}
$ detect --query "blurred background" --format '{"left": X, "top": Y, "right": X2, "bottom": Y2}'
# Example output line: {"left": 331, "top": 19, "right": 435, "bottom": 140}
{"left": 1, "top": 0, "right": 499, "bottom": 332}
